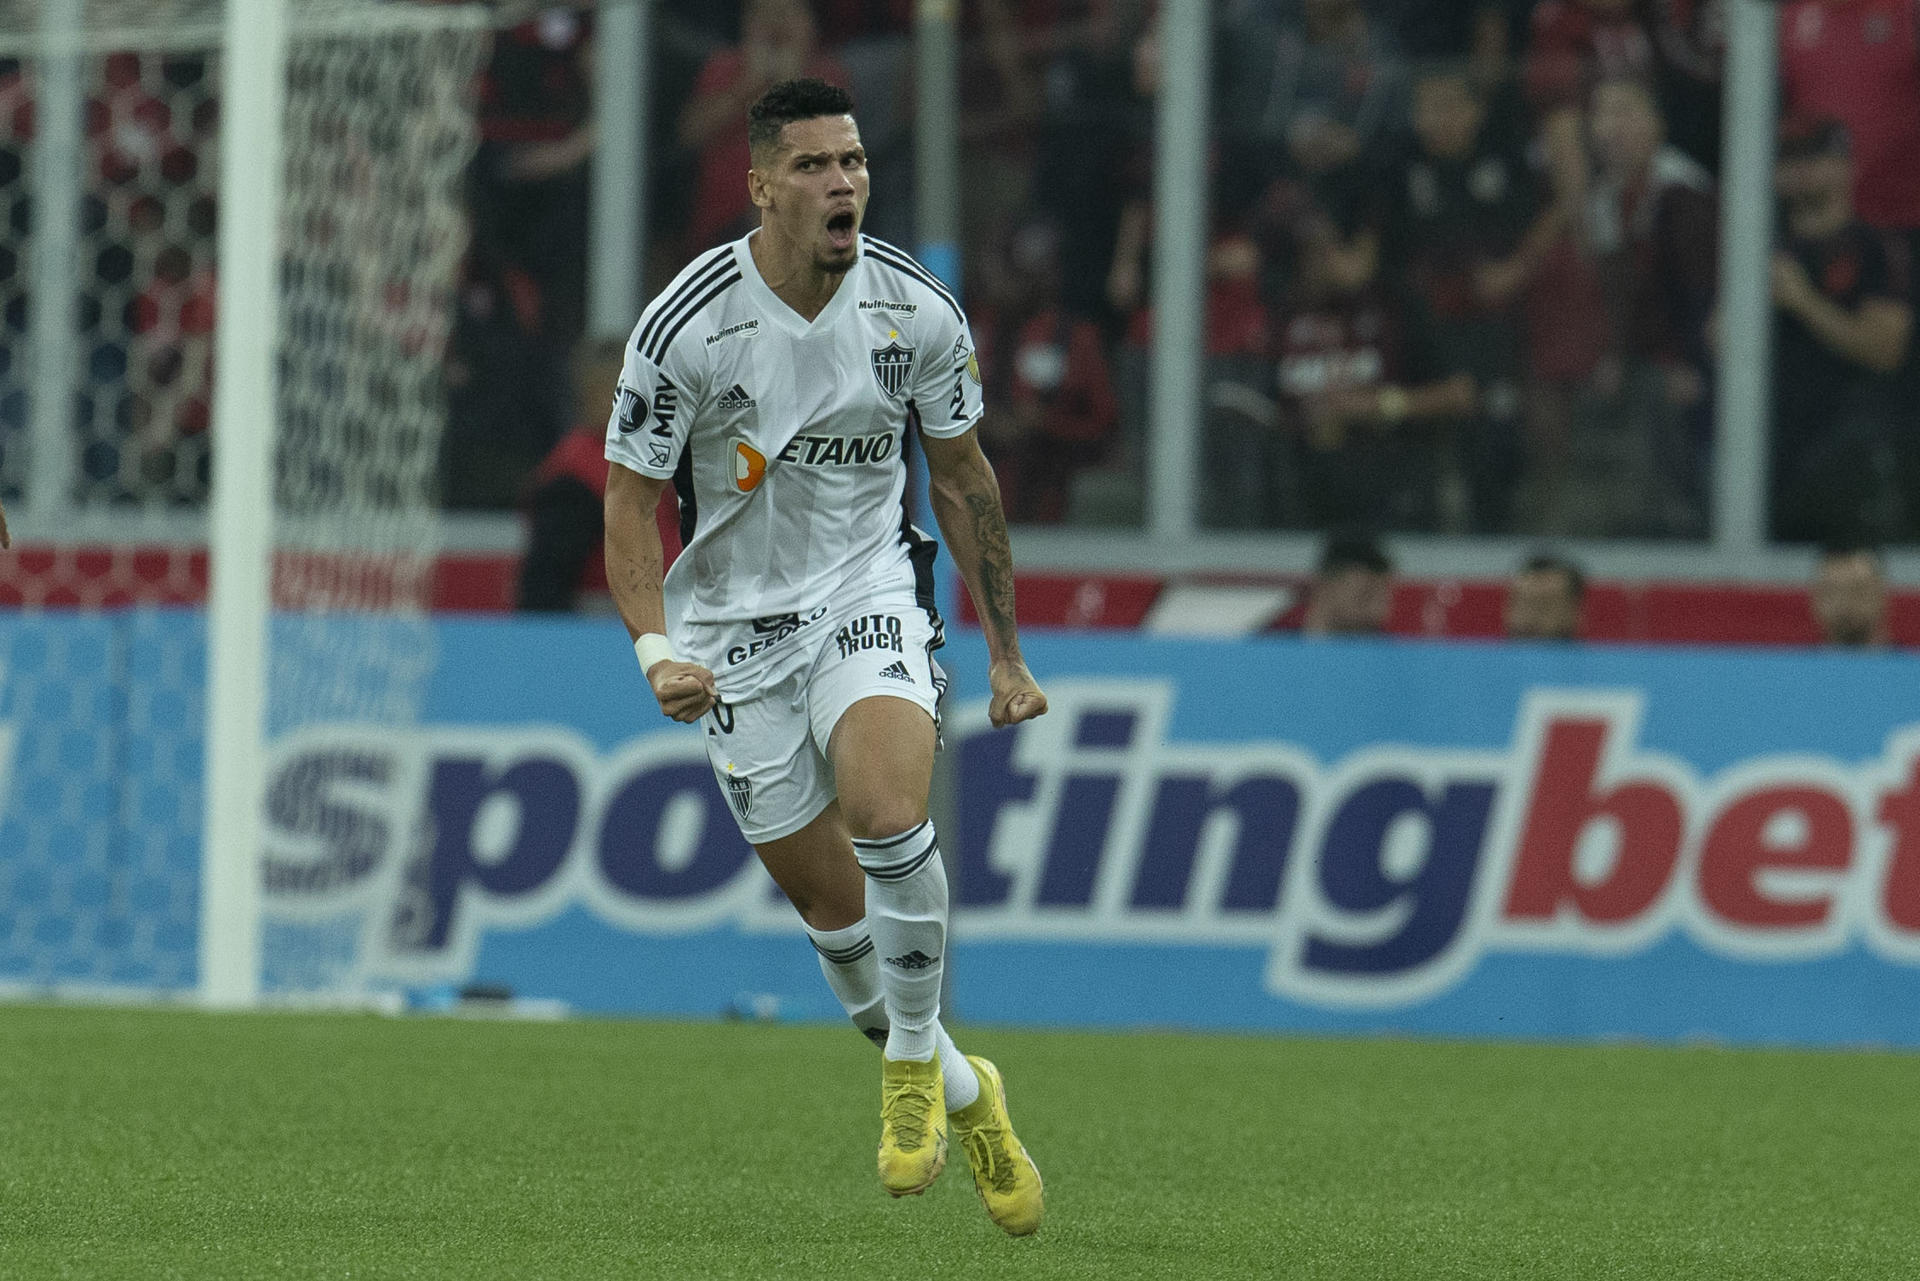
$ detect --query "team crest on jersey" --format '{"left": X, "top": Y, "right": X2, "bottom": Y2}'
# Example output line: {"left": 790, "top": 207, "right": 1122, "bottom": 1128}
{"left": 870, "top": 339, "right": 915, "bottom": 400}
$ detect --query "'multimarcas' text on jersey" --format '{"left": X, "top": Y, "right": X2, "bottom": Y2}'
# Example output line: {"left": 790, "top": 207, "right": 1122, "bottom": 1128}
{"left": 605, "top": 233, "right": 984, "bottom": 695}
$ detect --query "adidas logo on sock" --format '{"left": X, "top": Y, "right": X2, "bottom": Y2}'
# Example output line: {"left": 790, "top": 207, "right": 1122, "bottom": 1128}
{"left": 884, "top": 950, "right": 939, "bottom": 970}
{"left": 717, "top": 384, "right": 756, "bottom": 410}
{"left": 878, "top": 660, "right": 913, "bottom": 681}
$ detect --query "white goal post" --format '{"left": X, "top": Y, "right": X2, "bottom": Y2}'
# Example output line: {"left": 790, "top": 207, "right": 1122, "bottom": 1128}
{"left": 0, "top": 0, "right": 491, "bottom": 1007}
{"left": 200, "top": 0, "right": 287, "bottom": 1009}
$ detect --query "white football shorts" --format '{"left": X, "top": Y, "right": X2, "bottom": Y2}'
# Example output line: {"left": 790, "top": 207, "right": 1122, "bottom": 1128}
{"left": 701, "top": 588, "right": 947, "bottom": 844}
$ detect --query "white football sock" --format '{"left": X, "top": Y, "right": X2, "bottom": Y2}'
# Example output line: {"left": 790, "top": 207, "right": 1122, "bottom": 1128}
{"left": 803, "top": 917, "right": 889, "bottom": 1049}
{"left": 852, "top": 820, "right": 949, "bottom": 1064}
{"left": 804, "top": 915, "right": 980, "bottom": 1112}
{"left": 935, "top": 1022, "right": 980, "bottom": 1111}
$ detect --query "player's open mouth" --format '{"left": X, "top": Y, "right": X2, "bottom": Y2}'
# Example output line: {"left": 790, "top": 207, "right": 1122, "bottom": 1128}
{"left": 826, "top": 211, "right": 856, "bottom": 250}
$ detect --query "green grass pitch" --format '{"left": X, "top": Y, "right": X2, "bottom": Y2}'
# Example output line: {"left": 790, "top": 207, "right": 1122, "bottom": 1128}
{"left": 2, "top": 1006, "right": 1915, "bottom": 1279}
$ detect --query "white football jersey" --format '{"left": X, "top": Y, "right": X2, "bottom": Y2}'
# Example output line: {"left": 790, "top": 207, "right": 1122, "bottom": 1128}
{"left": 605, "top": 232, "right": 984, "bottom": 694}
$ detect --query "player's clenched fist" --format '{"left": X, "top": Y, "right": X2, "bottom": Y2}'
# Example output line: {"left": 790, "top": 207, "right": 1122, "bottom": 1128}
{"left": 988, "top": 658, "right": 1047, "bottom": 728}
{"left": 646, "top": 659, "right": 718, "bottom": 723}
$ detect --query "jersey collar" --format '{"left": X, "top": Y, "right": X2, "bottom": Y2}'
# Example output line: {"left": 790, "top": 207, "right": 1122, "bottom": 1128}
{"left": 735, "top": 231, "right": 860, "bottom": 338}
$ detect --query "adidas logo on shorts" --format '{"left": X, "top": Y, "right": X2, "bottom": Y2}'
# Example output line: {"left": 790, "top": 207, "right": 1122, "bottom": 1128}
{"left": 878, "top": 660, "right": 913, "bottom": 681}
{"left": 717, "top": 383, "right": 756, "bottom": 410}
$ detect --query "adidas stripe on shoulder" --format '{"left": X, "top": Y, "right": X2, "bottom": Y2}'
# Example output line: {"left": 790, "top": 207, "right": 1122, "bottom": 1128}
{"left": 634, "top": 245, "right": 727, "bottom": 353}
{"left": 636, "top": 245, "right": 743, "bottom": 365}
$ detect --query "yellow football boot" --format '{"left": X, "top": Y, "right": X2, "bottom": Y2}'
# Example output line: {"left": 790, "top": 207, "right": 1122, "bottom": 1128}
{"left": 950, "top": 1056, "right": 1044, "bottom": 1235}
{"left": 877, "top": 1055, "right": 947, "bottom": 1196}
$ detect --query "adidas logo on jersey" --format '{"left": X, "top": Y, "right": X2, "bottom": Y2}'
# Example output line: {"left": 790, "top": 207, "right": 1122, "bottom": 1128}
{"left": 717, "top": 384, "right": 756, "bottom": 411}
{"left": 878, "top": 661, "right": 913, "bottom": 682}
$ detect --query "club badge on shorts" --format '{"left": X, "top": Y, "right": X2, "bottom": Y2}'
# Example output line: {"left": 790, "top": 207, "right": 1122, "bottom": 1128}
{"left": 871, "top": 337, "right": 914, "bottom": 400}
{"left": 725, "top": 771, "right": 753, "bottom": 819}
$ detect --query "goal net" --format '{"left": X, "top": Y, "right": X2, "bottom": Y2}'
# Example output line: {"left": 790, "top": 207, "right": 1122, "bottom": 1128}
{"left": 0, "top": 0, "right": 489, "bottom": 1002}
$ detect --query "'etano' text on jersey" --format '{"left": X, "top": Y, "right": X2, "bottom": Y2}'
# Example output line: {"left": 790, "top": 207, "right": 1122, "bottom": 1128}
{"left": 605, "top": 233, "right": 984, "bottom": 693}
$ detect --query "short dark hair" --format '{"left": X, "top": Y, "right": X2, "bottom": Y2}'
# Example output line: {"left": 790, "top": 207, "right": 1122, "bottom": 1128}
{"left": 1317, "top": 529, "right": 1393, "bottom": 577}
{"left": 748, "top": 78, "right": 855, "bottom": 162}
{"left": 1520, "top": 552, "right": 1586, "bottom": 601}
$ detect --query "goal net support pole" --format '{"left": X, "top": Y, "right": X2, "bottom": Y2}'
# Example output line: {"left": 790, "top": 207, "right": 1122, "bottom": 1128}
{"left": 201, "top": 0, "right": 288, "bottom": 1009}
{"left": 26, "top": 0, "right": 83, "bottom": 525}
{"left": 1710, "top": 0, "right": 1778, "bottom": 551}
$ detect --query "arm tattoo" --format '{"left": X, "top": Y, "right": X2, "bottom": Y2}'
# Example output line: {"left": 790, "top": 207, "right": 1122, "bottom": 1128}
{"left": 965, "top": 490, "right": 1018, "bottom": 640}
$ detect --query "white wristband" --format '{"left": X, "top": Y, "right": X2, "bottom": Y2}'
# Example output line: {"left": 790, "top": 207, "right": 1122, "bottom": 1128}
{"left": 634, "top": 633, "right": 677, "bottom": 676}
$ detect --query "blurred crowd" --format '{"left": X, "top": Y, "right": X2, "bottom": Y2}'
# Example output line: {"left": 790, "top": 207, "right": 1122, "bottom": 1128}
{"left": 467, "top": 0, "right": 1918, "bottom": 550}
{"left": 0, "top": 0, "right": 1912, "bottom": 554}
{"left": 1295, "top": 527, "right": 1892, "bottom": 649}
